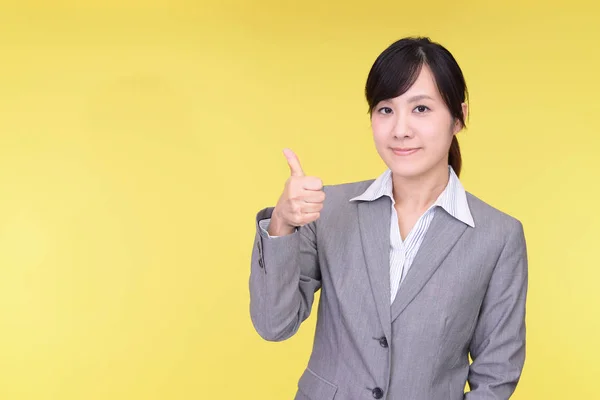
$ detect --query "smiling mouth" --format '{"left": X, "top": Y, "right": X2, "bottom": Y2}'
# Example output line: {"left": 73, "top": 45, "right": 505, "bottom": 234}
{"left": 391, "top": 147, "right": 420, "bottom": 156}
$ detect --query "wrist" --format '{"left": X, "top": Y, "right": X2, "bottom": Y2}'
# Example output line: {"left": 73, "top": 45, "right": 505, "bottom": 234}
{"left": 269, "top": 209, "right": 295, "bottom": 236}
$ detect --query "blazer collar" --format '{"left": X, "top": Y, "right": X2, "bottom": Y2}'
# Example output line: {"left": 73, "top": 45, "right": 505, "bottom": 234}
{"left": 350, "top": 166, "right": 475, "bottom": 228}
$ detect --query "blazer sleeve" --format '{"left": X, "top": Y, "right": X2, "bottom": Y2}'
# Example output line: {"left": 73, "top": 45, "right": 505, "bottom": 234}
{"left": 465, "top": 220, "right": 529, "bottom": 400}
{"left": 249, "top": 206, "right": 321, "bottom": 342}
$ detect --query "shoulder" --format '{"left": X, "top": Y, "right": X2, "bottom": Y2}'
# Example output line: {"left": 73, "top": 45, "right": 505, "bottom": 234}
{"left": 312, "top": 179, "right": 375, "bottom": 227}
{"left": 465, "top": 191, "right": 525, "bottom": 239}
{"left": 322, "top": 179, "right": 375, "bottom": 203}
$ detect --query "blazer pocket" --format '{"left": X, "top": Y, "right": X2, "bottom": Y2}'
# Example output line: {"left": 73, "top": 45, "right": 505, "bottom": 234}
{"left": 298, "top": 367, "right": 338, "bottom": 400}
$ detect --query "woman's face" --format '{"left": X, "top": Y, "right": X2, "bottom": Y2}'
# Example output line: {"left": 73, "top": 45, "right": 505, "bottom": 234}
{"left": 371, "top": 64, "right": 466, "bottom": 180}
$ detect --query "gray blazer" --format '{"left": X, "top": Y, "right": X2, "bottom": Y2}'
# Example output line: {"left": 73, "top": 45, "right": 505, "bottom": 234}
{"left": 249, "top": 179, "right": 528, "bottom": 400}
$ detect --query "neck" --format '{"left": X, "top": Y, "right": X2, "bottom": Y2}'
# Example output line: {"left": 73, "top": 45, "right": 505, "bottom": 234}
{"left": 392, "top": 164, "right": 449, "bottom": 212}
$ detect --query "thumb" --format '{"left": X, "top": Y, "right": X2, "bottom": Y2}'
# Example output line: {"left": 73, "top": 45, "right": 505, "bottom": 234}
{"left": 283, "top": 148, "right": 305, "bottom": 177}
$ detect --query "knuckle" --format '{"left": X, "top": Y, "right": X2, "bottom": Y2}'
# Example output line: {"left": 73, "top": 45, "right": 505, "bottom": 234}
{"left": 290, "top": 202, "right": 301, "bottom": 214}
{"left": 287, "top": 183, "right": 299, "bottom": 194}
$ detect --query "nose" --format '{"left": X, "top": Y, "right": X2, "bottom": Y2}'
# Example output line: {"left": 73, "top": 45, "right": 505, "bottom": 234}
{"left": 392, "top": 113, "right": 413, "bottom": 139}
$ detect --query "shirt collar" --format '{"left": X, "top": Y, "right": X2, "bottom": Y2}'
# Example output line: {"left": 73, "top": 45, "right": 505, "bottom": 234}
{"left": 349, "top": 166, "right": 475, "bottom": 227}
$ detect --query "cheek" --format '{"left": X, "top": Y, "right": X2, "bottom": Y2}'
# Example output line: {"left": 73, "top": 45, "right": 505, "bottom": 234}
{"left": 417, "top": 121, "right": 453, "bottom": 148}
{"left": 370, "top": 119, "right": 388, "bottom": 145}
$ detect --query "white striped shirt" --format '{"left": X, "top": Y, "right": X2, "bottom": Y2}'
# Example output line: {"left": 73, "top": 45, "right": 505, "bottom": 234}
{"left": 349, "top": 166, "right": 475, "bottom": 304}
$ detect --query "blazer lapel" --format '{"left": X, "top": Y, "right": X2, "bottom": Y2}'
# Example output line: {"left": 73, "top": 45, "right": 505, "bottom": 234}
{"left": 390, "top": 209, "right": 468, "bottom": 323}
{"left": 357, "top": 197, "right": 392, "bottom": 339}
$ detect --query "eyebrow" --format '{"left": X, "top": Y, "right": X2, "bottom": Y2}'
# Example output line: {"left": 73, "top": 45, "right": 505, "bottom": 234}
{"left": 407, "top": 94, "right": 435, "bottom": 102}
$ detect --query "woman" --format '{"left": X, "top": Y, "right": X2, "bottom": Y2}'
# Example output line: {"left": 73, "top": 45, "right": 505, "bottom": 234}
{"left": 249, "top": 37, "right": 528, "bottom": 400}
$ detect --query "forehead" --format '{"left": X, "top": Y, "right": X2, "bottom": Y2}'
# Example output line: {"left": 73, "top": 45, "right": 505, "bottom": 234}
{"left": 395, "top": 65, "right": 441, "bottom": 101}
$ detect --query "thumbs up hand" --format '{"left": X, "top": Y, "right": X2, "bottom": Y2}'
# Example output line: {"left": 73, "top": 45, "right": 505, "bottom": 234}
{"left": 268, "top": 149, "right": 326, "bottom": 237}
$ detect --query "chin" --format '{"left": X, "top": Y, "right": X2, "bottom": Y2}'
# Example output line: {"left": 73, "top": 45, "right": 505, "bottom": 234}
{"left": 383, "top": 157, "right": 426, "bottom": 178}
{"left": 390, "top": 166, "right": 428, "bottom": 180}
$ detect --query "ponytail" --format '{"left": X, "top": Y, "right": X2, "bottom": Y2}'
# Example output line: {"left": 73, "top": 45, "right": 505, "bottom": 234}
{"left": 449, "top": 136, "right": 462, "bottom": 177}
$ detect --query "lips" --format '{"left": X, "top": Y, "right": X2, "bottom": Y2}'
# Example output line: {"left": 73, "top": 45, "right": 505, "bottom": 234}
{"left": 391, "top": 147, "right": 420, "bottom": 156}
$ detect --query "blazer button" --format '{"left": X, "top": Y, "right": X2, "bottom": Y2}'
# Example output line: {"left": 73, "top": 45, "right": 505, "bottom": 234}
{"left": 372, "top": 387, "right": 384, "bottom": 399}
{"left": 258, "top": 258, "right": 264, "bottom": 268}
{"left": 379, "top": 337, "right": 388, "bottom": 348}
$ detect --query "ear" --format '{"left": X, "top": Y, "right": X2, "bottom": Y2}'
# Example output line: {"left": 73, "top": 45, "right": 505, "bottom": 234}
{"left": 452, "top": 102, "right": 468, "bottom": 135}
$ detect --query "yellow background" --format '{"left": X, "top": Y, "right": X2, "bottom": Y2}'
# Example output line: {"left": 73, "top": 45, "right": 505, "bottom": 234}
{"left": 1, "top": 1, "right": 599, "bottom": 399}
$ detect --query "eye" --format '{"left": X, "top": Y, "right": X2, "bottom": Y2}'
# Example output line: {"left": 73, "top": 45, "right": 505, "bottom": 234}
{"left": 414, "top": 105, "right": 430, "bottom": 113}
{"left": 377, "top": 107, "right": 393, "bottom": 115}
